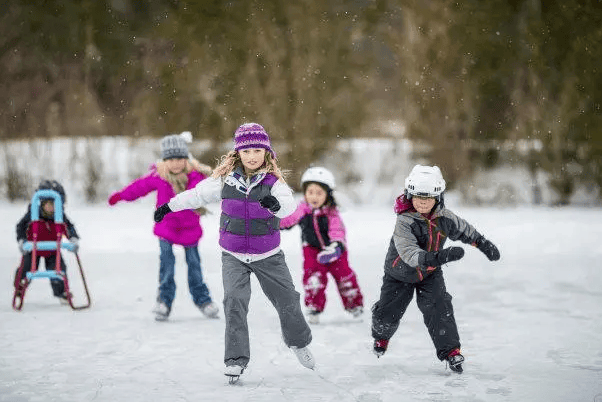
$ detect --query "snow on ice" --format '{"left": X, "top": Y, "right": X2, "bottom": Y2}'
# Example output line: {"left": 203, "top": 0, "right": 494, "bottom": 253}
{"left": 1, "top": 198, "right": 601, "bottom": 402}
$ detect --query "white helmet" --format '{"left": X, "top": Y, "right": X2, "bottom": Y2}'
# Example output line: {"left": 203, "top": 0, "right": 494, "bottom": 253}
{"left": 404, "top": 165, "right": 446, "bottom": 198}
{"left": 301, "top": 167, "right": 336, "bottom": 190}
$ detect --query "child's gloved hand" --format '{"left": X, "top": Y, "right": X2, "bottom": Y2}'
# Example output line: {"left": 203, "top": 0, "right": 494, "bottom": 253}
{"left": 317, "top": 242, "right": 343, "bottom": 264}
{"left": 475, "top": 236, "right": 500, "bottom": 261}
{"left": 69, "top": 237, "right": 80, "bottom": 253}
{"left": 437, "top": 247, "right": 465, "bottom": 264}
{"left": 18, "top": 239, "right": 26, "bottom": 255}
{"left": 154, "top": 203, "right": 172, "bottom": 222}
{"left": 259, "top": 195, "right": 281, "bottom": 213}
{"left": 108, "top": 192, "right": 122, "bottom": 206}
{"left": 425, "top": 247, "right": 465, "bottom": 266}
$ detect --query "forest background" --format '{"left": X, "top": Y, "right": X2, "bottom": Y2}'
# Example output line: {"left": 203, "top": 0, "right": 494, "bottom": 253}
{"left": 1, "top": 0, "right": 601, "bottom": 205}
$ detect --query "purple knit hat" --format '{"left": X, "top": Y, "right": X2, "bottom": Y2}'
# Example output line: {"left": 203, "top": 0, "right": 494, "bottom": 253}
{"left": 233, "top": 123, "right": 275, "bottom": 157}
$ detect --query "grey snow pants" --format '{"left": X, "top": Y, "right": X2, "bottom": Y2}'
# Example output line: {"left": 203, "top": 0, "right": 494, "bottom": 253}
{"left": 222, "top": 251, "right": 312, "bottom": 368}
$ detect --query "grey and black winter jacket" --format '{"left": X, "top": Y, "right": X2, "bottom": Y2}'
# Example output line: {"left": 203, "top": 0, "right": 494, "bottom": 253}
{"left": 384, "top": 195, "right": 482, "bottom": 283}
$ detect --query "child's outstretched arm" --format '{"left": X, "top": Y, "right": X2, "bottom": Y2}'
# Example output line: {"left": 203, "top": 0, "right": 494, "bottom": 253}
{"left": 155, "top": 177, "right": 222, "bottom": 222}
{"left": 441, "top": 209, "right": 500, "bottom": 261}
{"left": 279, "top": 202, "right": 310, "bottom": 229}
{"left": 64, "top": 215, "right": 79, "bottom": 239}
{"left": 108, "top": 171, "right": 159, "bottom": 205}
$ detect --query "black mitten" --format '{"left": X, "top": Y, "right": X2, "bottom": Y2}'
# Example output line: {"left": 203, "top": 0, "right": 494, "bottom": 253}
{"left": 475, "top": 236, "right": 500, "bottom": 261}
{"left": 259, "top": 195, "right": 281, "bottom": 213}
{"left": 424, "top": 247, "right": 465, "bottom": 266}
{"left": 154, "top": 203, "right": 172, "bottom": 223}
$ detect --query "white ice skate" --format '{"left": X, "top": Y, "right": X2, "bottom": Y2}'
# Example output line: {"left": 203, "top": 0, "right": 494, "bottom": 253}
{"left": 197, "top": 301, "right": 219, "bottom": 319}
{"left": 291, "top": 346, "right": 315, "bottom": 370}
{"left": 307, "top": 312, "right": 320, "bottom": 325}
{"left": 347, "top": 306, "right": 364, "bottom": 318}
{"left": 225, "top": 365, "right": 245, "bottom": 384}
{"left": 153, "top": 301, "right": 170, "bottom": 321}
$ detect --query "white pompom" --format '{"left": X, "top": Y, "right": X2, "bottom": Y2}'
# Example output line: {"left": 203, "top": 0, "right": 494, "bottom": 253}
{"left": 180, "top": 131, "right": 193, "bottom": 143}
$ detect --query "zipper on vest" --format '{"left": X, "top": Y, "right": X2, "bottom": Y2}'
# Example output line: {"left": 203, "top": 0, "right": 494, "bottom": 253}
{"left": 245, "top": 192, "right": 250, "bottom": 252}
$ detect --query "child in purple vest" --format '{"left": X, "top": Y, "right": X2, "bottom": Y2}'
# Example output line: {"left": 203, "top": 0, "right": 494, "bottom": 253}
{"left": 280, "top": 167, "right": 364, "bottom": 324}
{"left": 108, "top": 131, "right": 219, "bottom": 321}
{"left": 154, "top": 123, "right": 314, "bottom": 383}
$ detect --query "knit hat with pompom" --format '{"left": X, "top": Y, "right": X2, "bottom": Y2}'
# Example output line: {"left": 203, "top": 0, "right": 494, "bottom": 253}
{"left": 161, "top": 131, "right": 193, "bottom": 160}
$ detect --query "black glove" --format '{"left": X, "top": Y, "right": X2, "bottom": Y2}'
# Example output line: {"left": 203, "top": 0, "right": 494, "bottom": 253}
{"left": 154, "top": 203, "right": 172, "bottom": 222}
{"left": 259, "top": 195, "right": 281, "bottom": 213}
{"left": 475, "top": 236, "right": 500, "bottom": 261}
{"left": 424, "top": 247, "right": 465, "bottom": 266}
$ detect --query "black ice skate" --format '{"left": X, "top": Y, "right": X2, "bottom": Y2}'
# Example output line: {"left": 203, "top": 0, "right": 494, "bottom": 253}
{"left": 446, "top": 349, "right": 464, "bottom": 373}
{"left": 373, "top": 339, "right": 389, "bottom": 358}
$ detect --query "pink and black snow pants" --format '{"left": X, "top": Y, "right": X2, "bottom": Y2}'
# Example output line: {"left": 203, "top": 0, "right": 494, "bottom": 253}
{"left": 302, "top": 245, "right": 363, "bottom": 313}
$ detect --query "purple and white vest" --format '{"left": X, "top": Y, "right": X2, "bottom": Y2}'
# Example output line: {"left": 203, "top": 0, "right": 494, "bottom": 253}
{"left": 219, "top": 169, "right": 280, "bottom": 254}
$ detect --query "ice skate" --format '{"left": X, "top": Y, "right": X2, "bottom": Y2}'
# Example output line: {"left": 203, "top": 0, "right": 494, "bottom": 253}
{"left": 225, "top": 365, "right": 244, "bottom": 384}
{"left": 153, "top": 300, "right": 171, "bottom": 321}
{"left": 373, "top": 339, "right": 389, "bottom": 358}
{"left": 291, "top": 345, "right": 315, "bottom": 369}
{"left": 197, "top": 301, "right": 219, "bottom": 318}
{"left": 347, "top": 306, "right": 364, "bottom": 318}
{"left": 307, "top": 310, "right": 320, "bottom": 324}
{"left": 446, "top": 349, "right": 464, "bottom": 373}
{"left": 55, "top": 292, "right": 71, "bottom": 306}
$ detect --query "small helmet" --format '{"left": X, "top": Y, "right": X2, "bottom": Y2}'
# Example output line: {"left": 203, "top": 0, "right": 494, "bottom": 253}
{"left": 301, "top": 167, "right": 336, "bottom": 190}
{"left": 37, "top": 179, "right": 66, "bottom": 205}
{"left": 404, "top": 165, "right": 446, "bottom": 199}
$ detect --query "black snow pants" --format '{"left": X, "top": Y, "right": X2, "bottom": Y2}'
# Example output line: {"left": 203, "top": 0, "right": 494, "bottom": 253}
{"left": 371, "top": 270, "right": 460, "bottom": 360}
{"left": 15, "top": 253, "right": 67, "bottom": 296}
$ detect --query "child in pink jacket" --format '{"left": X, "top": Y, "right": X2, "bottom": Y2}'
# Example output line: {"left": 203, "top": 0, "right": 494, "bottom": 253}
{"left": 108, "top": 132, "right": 219, "bottom": 321}
{"left": 280, "top": 167, "right": 364, "bottom": 324}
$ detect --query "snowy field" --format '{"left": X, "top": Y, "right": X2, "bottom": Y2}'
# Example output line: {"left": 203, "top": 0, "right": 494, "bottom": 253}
{"left": 1, "top": 198, "right": 601, "bottom": 402}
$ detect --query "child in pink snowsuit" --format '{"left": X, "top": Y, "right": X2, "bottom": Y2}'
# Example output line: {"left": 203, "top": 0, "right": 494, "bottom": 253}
{"left": 280, "top": 167, "right": 364, "bottom": 324}
{"left": 107, "top": 131, "right": 219, "bottom": 321}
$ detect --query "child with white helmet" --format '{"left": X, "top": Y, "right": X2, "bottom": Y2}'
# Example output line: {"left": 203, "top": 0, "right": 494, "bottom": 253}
{"left": 371, "top": 165, "right": 500, "bottom": 374}
{"left": 280, "top": 167, "right": 364, "bottom": 324}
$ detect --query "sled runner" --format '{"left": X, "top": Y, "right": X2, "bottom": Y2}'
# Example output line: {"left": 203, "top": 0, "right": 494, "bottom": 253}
{"left": 12, "top": 189, "right": 92, "bottom": 311}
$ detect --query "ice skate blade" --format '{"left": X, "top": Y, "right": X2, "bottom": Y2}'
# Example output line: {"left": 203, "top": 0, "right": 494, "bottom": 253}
{"left": 227, "top": 375, "right": 240, "bottom": 385}
{"left": 449, "top": 365, "right": 463, "bottom": 374}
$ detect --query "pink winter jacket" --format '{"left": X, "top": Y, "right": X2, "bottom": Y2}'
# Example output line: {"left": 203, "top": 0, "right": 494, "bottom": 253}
{"left": 116, "top": 165, "right": 206, "bottom": 246}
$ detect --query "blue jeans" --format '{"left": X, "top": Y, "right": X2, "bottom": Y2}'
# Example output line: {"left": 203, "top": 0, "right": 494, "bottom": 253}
{"left": 158, "top": 239, "right": 212, "bottom": 308}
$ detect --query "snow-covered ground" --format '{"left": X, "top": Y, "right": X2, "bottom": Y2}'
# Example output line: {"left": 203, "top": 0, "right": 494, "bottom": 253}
{"left": 1, "top": 198, "right": 601, "bottom": 402}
